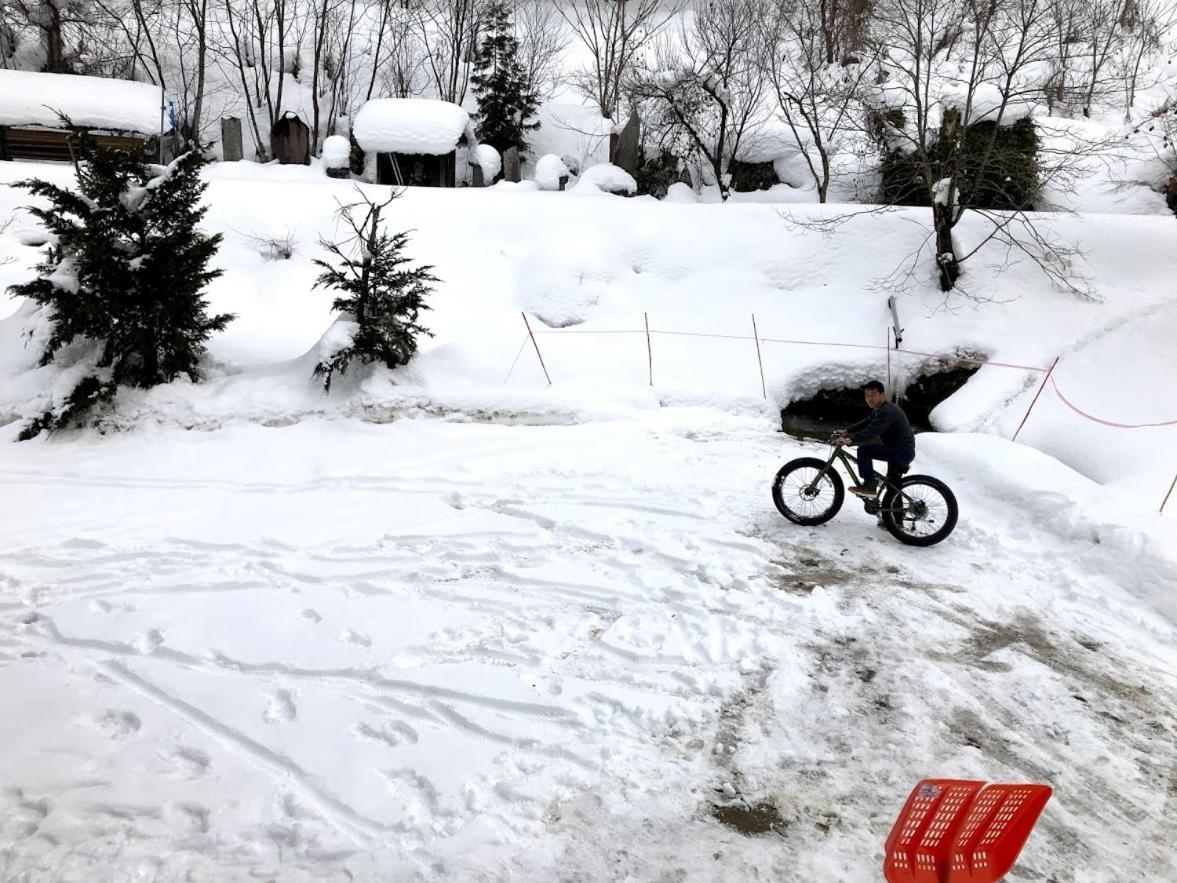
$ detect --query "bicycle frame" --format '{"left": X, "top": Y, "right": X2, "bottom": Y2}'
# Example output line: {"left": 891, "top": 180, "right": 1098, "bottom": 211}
{"left": 806, "top": 443, "right": 914, "bottom": 508}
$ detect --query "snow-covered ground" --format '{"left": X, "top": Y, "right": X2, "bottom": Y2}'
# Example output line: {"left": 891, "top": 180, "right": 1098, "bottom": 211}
{"left": 1, "top": 413, "right": 1175, "bottom": 881}
{"left": 2, "top": 154, "right": 1176, "bottom": 880}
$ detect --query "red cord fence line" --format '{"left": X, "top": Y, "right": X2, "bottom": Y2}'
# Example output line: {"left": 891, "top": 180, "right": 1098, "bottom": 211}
{"left": 512, "top": 311, "right": 1177, "bottom": 513}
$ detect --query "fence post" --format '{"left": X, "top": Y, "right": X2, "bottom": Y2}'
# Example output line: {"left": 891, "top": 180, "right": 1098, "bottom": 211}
{"left": 752, "top": 314, "right": 766, "bottom": 399}
{"left": 520, "top": 312, "right": 552, "bottom": 386}
{"left": 644, "top": 312, "right": 653, "bottom": 387}
{"left": 1161, "top": 472, "right": 1177, "bottom": 515}
{"left": 886, "top": 327, "right": 892, "bottom": 395}
{"left": 1012, "top": 356, "right": 1060, "bottom": 442}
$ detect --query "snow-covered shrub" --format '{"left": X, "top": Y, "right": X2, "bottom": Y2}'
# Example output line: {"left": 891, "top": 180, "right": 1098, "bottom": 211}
{"left": 573, "top": 163, "right": 637, "bottom": 195}
{"left": 632, "top": 149, "right": 681, "bottom": 198}
{"left": 535, "top": 154, "right": 569, "bottom": 190}
{"left": 312, "top": 191, "right": 437, "bottom": 391}
{"left": 10, "top": 142, "right": 232, "bottom": 438}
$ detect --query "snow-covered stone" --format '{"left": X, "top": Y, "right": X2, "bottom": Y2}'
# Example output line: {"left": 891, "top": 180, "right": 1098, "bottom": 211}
{"left": 473, "top": 144, "right": 502, "bottom": 181}
{"left": 535, "top": 154, "right": 570, "bottom": 191}
{"left": 321, "top": 135, "right": 351, "bottom": 168}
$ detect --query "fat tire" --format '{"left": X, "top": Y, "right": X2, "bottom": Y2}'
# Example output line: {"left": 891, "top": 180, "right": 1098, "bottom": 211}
{"left": 881, "top": 475, "right": 958, "bottom": 547}
{"left": 772, "top": 457, "right": 845, "bottom": 526}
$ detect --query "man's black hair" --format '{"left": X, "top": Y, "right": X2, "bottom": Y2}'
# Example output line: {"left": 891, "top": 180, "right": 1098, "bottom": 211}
{"left": 864, "top": 380, "right": 885, "bottom": 394}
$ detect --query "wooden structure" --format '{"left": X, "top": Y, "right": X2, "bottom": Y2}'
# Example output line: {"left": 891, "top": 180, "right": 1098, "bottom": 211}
{"left": 0, "top": 70, "right": 164, "bottom": 163}
{"left": 0, "top": 128, "right": 154, "bottom": 162}
{"left": 271, "top": 114, "right": 311, "bottom": 165}
{"left": 376, "top": 150, "right": 457, "bottom": 187}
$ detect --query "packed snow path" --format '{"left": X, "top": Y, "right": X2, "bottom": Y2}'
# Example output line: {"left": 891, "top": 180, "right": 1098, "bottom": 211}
{"left": 0, "top": 414, "right": 1174, "bottom": 882}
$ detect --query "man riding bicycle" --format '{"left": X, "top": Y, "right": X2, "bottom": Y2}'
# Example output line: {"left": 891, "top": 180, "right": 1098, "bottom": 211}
{"left": 836, "top": 380, "right": 915, "bottom": 498}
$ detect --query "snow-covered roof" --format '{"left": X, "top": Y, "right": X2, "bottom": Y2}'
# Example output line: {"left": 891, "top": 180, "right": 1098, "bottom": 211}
{"left": 0, "top": 70, "right": 164, "bottom": 136}
{"left": 353, "top": 99, "right": 474, "bottom": 155}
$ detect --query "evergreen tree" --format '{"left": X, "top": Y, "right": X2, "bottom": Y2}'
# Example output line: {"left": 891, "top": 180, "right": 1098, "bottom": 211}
{"left": 11, "top": 138, "right": 232, "bottom": 439}
{"left": 471, "top": 0, "right": 541, "bottom": 156}
{"left": 312, "top": 191, "right": 437, "bottom": 391}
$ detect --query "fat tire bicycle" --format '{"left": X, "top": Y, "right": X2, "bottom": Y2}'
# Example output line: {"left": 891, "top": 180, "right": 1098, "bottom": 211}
{"left": 771, "top": 437, "right": 959, "bottom": 547}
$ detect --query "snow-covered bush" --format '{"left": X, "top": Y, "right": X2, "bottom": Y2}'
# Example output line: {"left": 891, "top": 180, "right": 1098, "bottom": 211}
{"left": 10, "top": 142, "right": 231, "bottom": 438}
{"left": 535, "top": 154, "right": 570, "bottom": 190}
{"left": 573, "top": 163, "right": 637, "bottom": 195}
{"left": 312, "top": 191, "right": 437, "bottom": 391}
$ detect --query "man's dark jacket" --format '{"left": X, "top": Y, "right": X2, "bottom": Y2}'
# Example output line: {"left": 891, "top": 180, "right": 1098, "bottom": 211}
{"left": 848, "top": 402, "right": 915, "bottom": 457}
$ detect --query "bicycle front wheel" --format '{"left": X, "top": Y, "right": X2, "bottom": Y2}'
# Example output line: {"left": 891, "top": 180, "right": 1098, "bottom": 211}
{"left": 881, "top": 475, "right": 958, "bottom": 546}
{"left": 772, "top": 457, "right": 845, "bottom": 526}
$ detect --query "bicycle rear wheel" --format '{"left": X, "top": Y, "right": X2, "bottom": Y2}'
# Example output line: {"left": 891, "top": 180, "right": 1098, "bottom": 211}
{"left": 881, "top": 475, "right": 958, "bottom": 546}
{"left": 772, "top": 457, "right": 845, "bottom": 526}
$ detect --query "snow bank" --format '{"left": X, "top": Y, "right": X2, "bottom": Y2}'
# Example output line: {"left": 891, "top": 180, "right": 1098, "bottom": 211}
{"left": 0, "top": 70, "right": 163, "bottom": 136}
{"left": 352, "top": 98, "right": 472, "bottom": 155}
{"left": 573, "top": 163, "right": 637, "bottom": 195}
{"left": 535, "top": 154, "right": 570, "bottom": 190}
{"left": 1, "top": 160, "right": 1173, "bottom": 517}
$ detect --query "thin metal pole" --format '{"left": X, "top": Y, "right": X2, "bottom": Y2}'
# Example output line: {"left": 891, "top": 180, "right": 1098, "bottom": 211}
{"left": 752, "top": 314, "right": 766, "bottom": 399}
{"left": 644, "top": 312, "right": 653, "bottom": 386}
{"left": 1013, "top": 356, "right": 1060, "bottom": 442}
{"left": 1161, "top": 472, "right": 1177, "bottom": 515}
{"left": 520, "top": 312, "right": 552, "bottom": 386}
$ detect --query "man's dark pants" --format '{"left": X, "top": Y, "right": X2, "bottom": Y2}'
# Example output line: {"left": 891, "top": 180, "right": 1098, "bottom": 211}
{"left": 856, "top": 445, "right": 914, "bottom": 485}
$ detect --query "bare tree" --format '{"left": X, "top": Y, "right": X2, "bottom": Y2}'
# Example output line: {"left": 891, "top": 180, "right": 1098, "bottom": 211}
{"left": 868, "top": 0, "right": 1091, "bottom": 292}
{"left": 556, "top": 0, "right": 680, "bottom": 120}
{"left": 630, "top": 0, "right": 770, "bottom": 200}
{"left": 414, "top": 0, "right": 480, "bottom": 103}
{"left": 1116, "top": 0, "right": 1177, "bottom": 114}
{"left": 4, "top": 0, "right": 89, "bottom": 71}
{"left": 367, "top": 1, "right": 427, "bottom": 99}
{"left": 515, "top": 0, "right": 567, "bottom": 101}
{"left": 1043, "top": 0, "right": 1084, "bottom": 113}
{"left": 761, "top": 0, "right": 879, "bottom": 201}
{"left": 1078, "top": 0, "right": 1131, "bottom": 116}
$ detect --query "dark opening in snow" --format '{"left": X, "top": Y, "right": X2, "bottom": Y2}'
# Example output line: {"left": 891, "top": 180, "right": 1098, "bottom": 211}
{"left": 780, "top": 362, "right": 980, "bottom": 441}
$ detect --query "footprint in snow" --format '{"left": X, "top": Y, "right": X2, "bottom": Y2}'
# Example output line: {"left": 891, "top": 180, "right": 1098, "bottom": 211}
{"left": 300, "top": 609, "right": 322, "bottom": 623}
{"left": 162, "top": 745, "right": 211, "bottom": 779}
{"left": 263, "top": 690, "right": 297, "bottom": 724}
{"left": 341, "top": 628, "right": 372, "bottom": 647}
{"left": 94, "top": 709, "right": 142, "bottom": 739}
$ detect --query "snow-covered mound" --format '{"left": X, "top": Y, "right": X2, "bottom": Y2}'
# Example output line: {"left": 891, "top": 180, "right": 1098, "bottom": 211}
{"left": 472, "top": 144, "right": 501, "bottom": 182}
{"left": 574, "top": 163, "right": 637, "bottom": 195}
{"left": 353, "top": 99, "right": 472, "bottom": 155}
{"left": 535, "top": 154, "right": 570, "bottom": 191}
{"left": 321, "top": 134, "right": 350, "bottom": 168}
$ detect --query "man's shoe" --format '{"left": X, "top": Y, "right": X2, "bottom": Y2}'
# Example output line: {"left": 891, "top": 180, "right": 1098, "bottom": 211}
{"left": 850, "top": 481, "right": 878, "bottom": 498}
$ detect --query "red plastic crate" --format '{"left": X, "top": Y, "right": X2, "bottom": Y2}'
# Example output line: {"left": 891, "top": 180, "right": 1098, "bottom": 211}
{"left": 884, "top": 779, "right": 1052, "bottom": 883}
